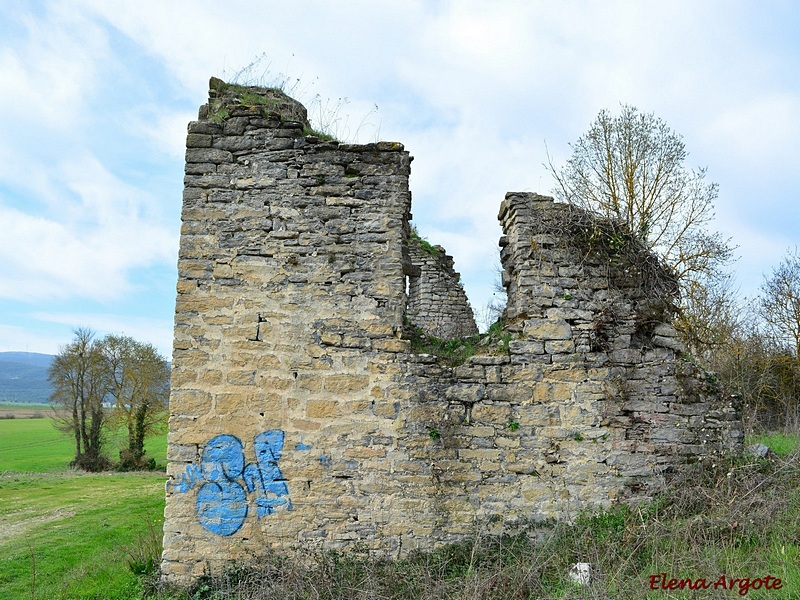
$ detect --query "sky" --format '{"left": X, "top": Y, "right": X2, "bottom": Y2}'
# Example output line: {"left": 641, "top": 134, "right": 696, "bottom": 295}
{"left": 1, "top": 0, "right": 798, "bottom": 358}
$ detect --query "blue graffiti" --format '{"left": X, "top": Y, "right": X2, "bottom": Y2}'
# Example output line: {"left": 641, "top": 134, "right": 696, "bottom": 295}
{"left": 170, "top": 430, "right": 292, "bottom": 536}
{"left": 244, "top": 430, "right": 293, "bottom": 517}
{"left": 171, "top": 463, "right": 203, "bottom": 493}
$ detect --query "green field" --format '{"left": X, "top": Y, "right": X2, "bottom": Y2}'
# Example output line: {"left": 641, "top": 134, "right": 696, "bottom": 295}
{"left": 0, "top": 417, "right": 168, "bottom": 473}
{"left": 0, "top": 418, "right": 167, "bottom": 600}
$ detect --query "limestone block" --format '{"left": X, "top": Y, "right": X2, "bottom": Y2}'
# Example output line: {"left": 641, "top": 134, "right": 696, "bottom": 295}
{"left": 609, "top": 349, "right": 642, "bottom": 364}
{"left": 324, "top": 375, "right": 370, "bottom": 394}
{"left": 523, "top": 318, "right": 572, "bottom": 340}
{"left": 669, "top": 402, "right": 709, "bottom": 416}
{"left": 545, "top": 340, "right": 575, "bottom": 354}
{"left": 373, "top": 338, "right": 412, "bottom": 352}
{"left": 445, "top": 384, "right": 484, "bottom": 404}
{"left": 295, "top": 374, "right": 323, "bottom": 391}
{"left": 471, "top": 403, "right": 512, "bottom": 423}
{"left": 306, "top": 399, "right": 339, "bottom": 418}
{"left": 186, "top": 133, "right": 213, "bottom": 148}
{"left": 186, "top": 148, "right": 233, "bottom": 164}
{"left": 649, "top": 428, "right": 687, "bottom": 443}
{"left": 545, "top": 307, "right": 593, "bottom": 322}
{"left": 291, "top": 419, "right": 322, "bottom": 431}
{"left": 507, "top": 341, "right": 545, "bottom": 355}
{"left": 653, "top": 335, "right": 684, "bottom": 351}
{"left": 167, "top": 444, "right": 199, "bottom": 462}
{"left": 533, "top": 382, "right": 573, "bottom": 403}
{"left": 622, "top": 399, "right": 669, "bottom": 413}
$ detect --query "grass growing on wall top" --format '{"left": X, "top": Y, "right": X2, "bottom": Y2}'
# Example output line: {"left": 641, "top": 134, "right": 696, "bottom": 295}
{"left": 406, "top": 319, "right": 513, "bottom": 366}
{"left": 410, "top": 226, "right": 441, "bottom": 258}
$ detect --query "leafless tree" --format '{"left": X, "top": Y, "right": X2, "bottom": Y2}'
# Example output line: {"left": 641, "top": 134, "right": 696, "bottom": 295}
{"left": 760, "top": 247, "right": 800, "bottom": 362}
{"left": 48, "top": 328, "right": 110, "bottom": 471}
{"left": 48, "top": 329, "right": 170, "bottom": 471}
{"left": 546, "top": 105, "right": 734, "bottom": 291}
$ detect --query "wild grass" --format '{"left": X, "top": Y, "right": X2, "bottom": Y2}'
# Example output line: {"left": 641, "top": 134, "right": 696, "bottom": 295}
{"left": 0, "top": 415, "right": 168, "bottom": 599}
{"left": 148, "top": 447, "right": 800, "bottom": 600}
{"left": 407, "top": 320, "right": 513, "bottom": 366}
{"left": 0, "top": 471, "right": 165, "bottom": 599}
{"left": 217, "top": 53, "right": 380, "bottom": 143}
{"left": 747, "top": 431, "right": 798, "bottom": 456}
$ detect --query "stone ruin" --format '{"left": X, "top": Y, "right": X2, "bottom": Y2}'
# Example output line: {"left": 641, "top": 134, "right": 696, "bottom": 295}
{"left": 161, "top": 78, "right": 742, "bottom": 584}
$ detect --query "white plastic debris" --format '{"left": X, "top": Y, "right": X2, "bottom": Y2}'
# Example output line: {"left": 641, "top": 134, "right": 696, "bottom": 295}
{"left": 569, "top": 562, "right": 592, "bottom": 586}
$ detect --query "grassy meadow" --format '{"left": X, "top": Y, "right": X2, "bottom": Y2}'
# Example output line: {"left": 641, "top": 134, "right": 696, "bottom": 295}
{"left": 2, "top": 412, "right": 800, "bottom": 599}
{"left": 0, "top": 414, "right": 167, "bottom": 600}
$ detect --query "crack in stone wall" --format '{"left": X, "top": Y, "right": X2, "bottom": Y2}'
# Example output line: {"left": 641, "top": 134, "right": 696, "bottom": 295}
{"left": 161, "top": 80, "right": 743, "bottom": 586}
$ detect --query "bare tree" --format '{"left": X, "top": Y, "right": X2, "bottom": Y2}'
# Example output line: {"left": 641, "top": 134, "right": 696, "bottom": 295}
{"left": 101, "top": 334, "right": 170, "bottom": 468}
{"left": 48, "top": 328, "right": 110, "bottom": 471}
{"left": 760, "top": 247, "right": 800, "bottom": 362}
{"left": 546, "top": 105, "right": 734, "bottom": 290}
{"left": 675, "top": 273, "right": 742, "bottom": 361}
{"left": 698, "top": 250, "right": 800, "bottom": 432}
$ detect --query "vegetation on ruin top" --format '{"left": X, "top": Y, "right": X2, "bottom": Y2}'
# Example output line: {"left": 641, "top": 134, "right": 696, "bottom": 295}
{"left": 406, "top": 319, "right": 513, "bottom": 366}
{"left": 410, "top": 226, "right": 442, "bottom": 258}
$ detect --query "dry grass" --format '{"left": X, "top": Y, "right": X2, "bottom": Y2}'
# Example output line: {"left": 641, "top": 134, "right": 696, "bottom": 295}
{"left": 146, "top": 448, "right": 800, "bottom": 599}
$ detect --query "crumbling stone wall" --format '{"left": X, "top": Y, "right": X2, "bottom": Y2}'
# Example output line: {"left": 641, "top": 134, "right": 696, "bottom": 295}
{"left": 406, "top": 234, "right": 478, "bottom": 338}
{"left": 161, "top": 80, "right": 742, "bottom": 586}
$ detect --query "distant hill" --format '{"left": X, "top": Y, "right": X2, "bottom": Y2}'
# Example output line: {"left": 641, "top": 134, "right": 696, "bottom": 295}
{"left": 0, "top": 352, "right": 55, "bottom": 404}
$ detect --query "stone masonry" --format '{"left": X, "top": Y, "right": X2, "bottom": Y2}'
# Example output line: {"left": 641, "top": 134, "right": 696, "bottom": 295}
{"left": 406, "top": 234, "right": 478, "bottom": 339}
{"left": 161, "top": 79, "right": 742, "bottom": 585}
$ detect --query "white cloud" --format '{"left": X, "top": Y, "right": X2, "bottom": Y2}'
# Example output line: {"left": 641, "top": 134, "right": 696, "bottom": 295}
{"left": 704, "top": 93, "right": 800, "bottom": 175}
{"left": 0, "top": 153, "right": 175, "bottom": 302}
{"left": 2, "top": 0, "right": 799, "bottom": 352}
{"left": 124, "top": 107, "right": 196, "bottom": 159}
{"left": 0, "top": 3, "right": 108, "bottom": 130}
{"left": 31, "top": 311, "right": 174, "bottom": 358}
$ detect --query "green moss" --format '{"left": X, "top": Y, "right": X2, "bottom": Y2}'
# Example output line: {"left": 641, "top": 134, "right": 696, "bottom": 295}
{"left": 410, "top": 227, "right": 441, "bottom": 258}
{"left": 302, "top": 126, "right": 337, "bottom": 142}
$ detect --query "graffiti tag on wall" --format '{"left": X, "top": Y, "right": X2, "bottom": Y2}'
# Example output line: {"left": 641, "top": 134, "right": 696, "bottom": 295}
{"left": 170, "top": 430, "right": 292, "bottom": 535}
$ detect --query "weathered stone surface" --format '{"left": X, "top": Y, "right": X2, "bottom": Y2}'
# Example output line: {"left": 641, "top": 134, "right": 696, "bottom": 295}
{"left": 161, "top": 84, "right": 743, "bottom": 588}
{"left": 523, "top": 318, "right": 572, "bottom": 340}
{"left": 406, "top": 235, "right": 478, "bottom": 339}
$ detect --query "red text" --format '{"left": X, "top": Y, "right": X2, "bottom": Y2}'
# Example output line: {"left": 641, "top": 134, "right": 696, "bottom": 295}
{"left": 648, "top": 573, "right": 782, "bottom": 596}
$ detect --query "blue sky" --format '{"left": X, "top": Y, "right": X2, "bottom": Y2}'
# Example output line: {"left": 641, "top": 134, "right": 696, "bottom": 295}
{"left": 1, "top": 0, "right": 798, "bottom": 358}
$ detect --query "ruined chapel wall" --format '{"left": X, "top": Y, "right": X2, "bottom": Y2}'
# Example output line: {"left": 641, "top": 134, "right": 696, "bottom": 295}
{"left": 163, "top": 81, "right": 415, "bottom": 582}
{"left": 497, "top": 192, "right": 742, "bottom": 475}
{"left": 162, "top": 83, "right": 742, "bottom": 586}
